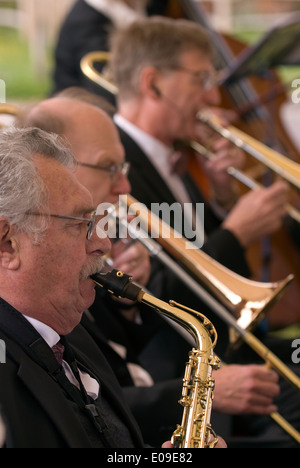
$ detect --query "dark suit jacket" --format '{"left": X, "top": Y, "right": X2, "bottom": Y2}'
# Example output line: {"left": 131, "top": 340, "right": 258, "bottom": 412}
{"left": 0, "top": 297, "right": 144, "bottom": 448}
{"left": 52, "top": 0, "right": 114, "bottom": 102}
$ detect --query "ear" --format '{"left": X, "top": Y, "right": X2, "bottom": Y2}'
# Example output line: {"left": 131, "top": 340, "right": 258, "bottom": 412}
{"left": 140, "top": 66, "right": 162, "bottom": 100}
{"left": 0, "top": 220, "right": 21, "bottom": 271}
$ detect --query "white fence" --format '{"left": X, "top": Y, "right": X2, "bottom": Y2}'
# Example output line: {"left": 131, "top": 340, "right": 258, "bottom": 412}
{"left": 0, "top": 0, "right": 76, "bottom": 75}
{"left": 1, "top": 0, "right": 300, "bottom": 74}
{"left": 200, "top": 0, "right": 300, "bottom": 32}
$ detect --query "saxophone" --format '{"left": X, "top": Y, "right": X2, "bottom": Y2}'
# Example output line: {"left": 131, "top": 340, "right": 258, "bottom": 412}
{"left": 91, "top": 269, "right": 220, "bottom": 448}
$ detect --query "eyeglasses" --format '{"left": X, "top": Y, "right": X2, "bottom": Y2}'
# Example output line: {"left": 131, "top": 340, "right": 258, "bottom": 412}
{"left": 26, "top": 211, "right": 97, "bottom": 240}
{"left": 169, "top": 66, "right": 217, "bottom": 90}
{"left": 77, "top": 161, "right": 130, "bottom": 180}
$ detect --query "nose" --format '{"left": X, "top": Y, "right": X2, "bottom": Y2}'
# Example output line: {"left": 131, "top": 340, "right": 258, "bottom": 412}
{"left": 88, "top": 224, "right": 112, "bottom": 257}
{"left": 112, "top": 173, "right": 132, "bottom": 197}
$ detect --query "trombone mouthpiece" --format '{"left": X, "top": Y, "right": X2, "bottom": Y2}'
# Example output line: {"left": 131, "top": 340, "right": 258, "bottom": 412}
{"left": 91, "top": 269, "right": 143, "bottom": 302}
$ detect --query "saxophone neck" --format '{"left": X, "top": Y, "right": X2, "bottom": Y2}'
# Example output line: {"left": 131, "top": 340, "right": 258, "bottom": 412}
{"left": 141, "top": 294, "right": 218, "bottom": 353}
{"left": 92, "top": 269, "right": 218, "bottom": 352}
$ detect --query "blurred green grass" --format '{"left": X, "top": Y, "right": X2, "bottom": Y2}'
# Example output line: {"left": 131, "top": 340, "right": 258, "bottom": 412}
{"left": 0, "top": 26, "right": 52, "bottom": 100}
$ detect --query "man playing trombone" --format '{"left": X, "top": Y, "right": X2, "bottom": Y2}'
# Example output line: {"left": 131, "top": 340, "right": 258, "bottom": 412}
{"left": 110, "top": 16, "right": 289, "bottom": 275}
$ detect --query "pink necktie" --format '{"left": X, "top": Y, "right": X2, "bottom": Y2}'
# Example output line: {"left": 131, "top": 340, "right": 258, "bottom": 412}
{"left": 52, "top": 342, "right": 64, "bottom": 365}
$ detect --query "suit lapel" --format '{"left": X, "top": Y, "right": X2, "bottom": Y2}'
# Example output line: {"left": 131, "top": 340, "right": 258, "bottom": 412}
{"left": 0, "top": 294, "right": 144, "bottom": 447}
{"left": 0, "top": 300, "right": 93, "bottom": 447}
{"left": 17, "top": 353, "right": 93, "bottom": 447}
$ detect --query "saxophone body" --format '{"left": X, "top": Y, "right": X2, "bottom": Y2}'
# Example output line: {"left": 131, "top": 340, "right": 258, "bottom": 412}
{"left": 172, "top": 336, "right": 220, "bottom": 448}
{"left": 91, "top": 269, "right": 220, "bottom": 449}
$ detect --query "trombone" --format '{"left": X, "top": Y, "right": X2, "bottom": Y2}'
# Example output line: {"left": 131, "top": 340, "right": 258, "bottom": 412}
{"left": 179, "top": 138, "right": 300, "bottom": 224}
{"left": 109, "top": 195, "right": 293, "bottom": 334}
{"left": 196, "top": 110, "right": 300, "bottom": 221}
{"left": 197, "top": 110, "right": 300, "bottom": 192}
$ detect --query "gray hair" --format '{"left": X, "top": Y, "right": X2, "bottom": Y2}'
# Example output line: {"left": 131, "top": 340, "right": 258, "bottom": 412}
{"left": 0, "top": 127, "right": 75, "bottom": 242}
{"left": 110, "top": 16, "right": 214, "bottom": 100}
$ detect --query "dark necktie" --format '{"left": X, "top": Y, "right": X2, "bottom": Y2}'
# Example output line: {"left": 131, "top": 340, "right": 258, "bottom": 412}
{"left": 52, "top": 342, "right": 65, "bottom": 365}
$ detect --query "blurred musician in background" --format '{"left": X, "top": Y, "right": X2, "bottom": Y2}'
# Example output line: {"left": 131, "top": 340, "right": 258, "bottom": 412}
{"left": 52, "top": 0, "right": 163, "bottom": 98}
{"left": 110, "top": 17, "right": 288, "bottom": 281}
{"left": 52, "top": 0, "right": 175, "bottom": 99}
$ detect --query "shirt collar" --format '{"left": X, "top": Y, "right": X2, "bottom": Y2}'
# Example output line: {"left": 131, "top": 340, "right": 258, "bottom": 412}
{"left": 24, "top": 315, "right": 60, "bottom": 348}
{"left": 84, "top": 0, "right": 146, "bottom": 27}
{"left": 24, "top": 315, "right": 100, "bottom": 400}
{"left": 114, "top": 114, "right": 173, "bottom": 174}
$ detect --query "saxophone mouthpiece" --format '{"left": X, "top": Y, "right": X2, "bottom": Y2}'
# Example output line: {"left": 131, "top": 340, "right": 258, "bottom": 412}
{"left": 91, "top": 269, "right": 144, "bottom": 302}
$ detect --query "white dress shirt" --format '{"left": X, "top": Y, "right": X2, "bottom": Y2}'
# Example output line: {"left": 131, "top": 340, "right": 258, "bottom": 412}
{"left": 114, "top": 114, "right": 206, "bottom": 248}
{"left": 24, "top": 316, "right": 99, "bottom": 400}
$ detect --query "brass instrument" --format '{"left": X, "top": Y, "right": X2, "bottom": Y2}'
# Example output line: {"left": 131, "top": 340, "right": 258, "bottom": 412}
{"left": 178, "top": 139, "right": 300, "bottom": 224}
{"left": 123, "top": 195, "right": 300, "bottom": 393}
{"left": 80, "top": 49, "right": 298, "bottom": 327}
{"left": 197, "top": 110, "right": 300, "bottom": 192}
{"left": 80, "top": 52, "right": 118, "bottom": 96}
{"left": 92, "top": 269, "right": 220, "bottom": 448}
{"left": 80, "top": 51, "right": 294, "bottom": 327}
{"left": 124, "top": 194, "right": 293, "bottom": 334}
{"left": 0, "top": 104, "right": 20, "bottom": 116}
{"left": 80, "top": 50, "right": 295, "bottom": 334}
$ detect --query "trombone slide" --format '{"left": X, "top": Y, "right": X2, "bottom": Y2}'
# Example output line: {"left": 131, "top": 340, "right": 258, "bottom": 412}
{"left": 188, "top": 140, "right": 300, "bottom": 224}
{"left": 197, "top": 110, "right": 300, "bottom": 192}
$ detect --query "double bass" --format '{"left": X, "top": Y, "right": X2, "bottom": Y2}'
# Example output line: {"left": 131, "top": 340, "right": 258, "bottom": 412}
{"left": 164, "top": 0, "right": 300, "bottom": 329}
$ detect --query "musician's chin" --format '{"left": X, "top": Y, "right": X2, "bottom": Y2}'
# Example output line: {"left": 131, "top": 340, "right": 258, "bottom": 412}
{"left": 79, "top": 277, "right": 97, "bottom": 307}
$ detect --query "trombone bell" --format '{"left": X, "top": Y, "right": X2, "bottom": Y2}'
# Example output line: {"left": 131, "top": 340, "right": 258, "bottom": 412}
{"left": 125, "top": 195, "right": 294, "bottom": 336}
